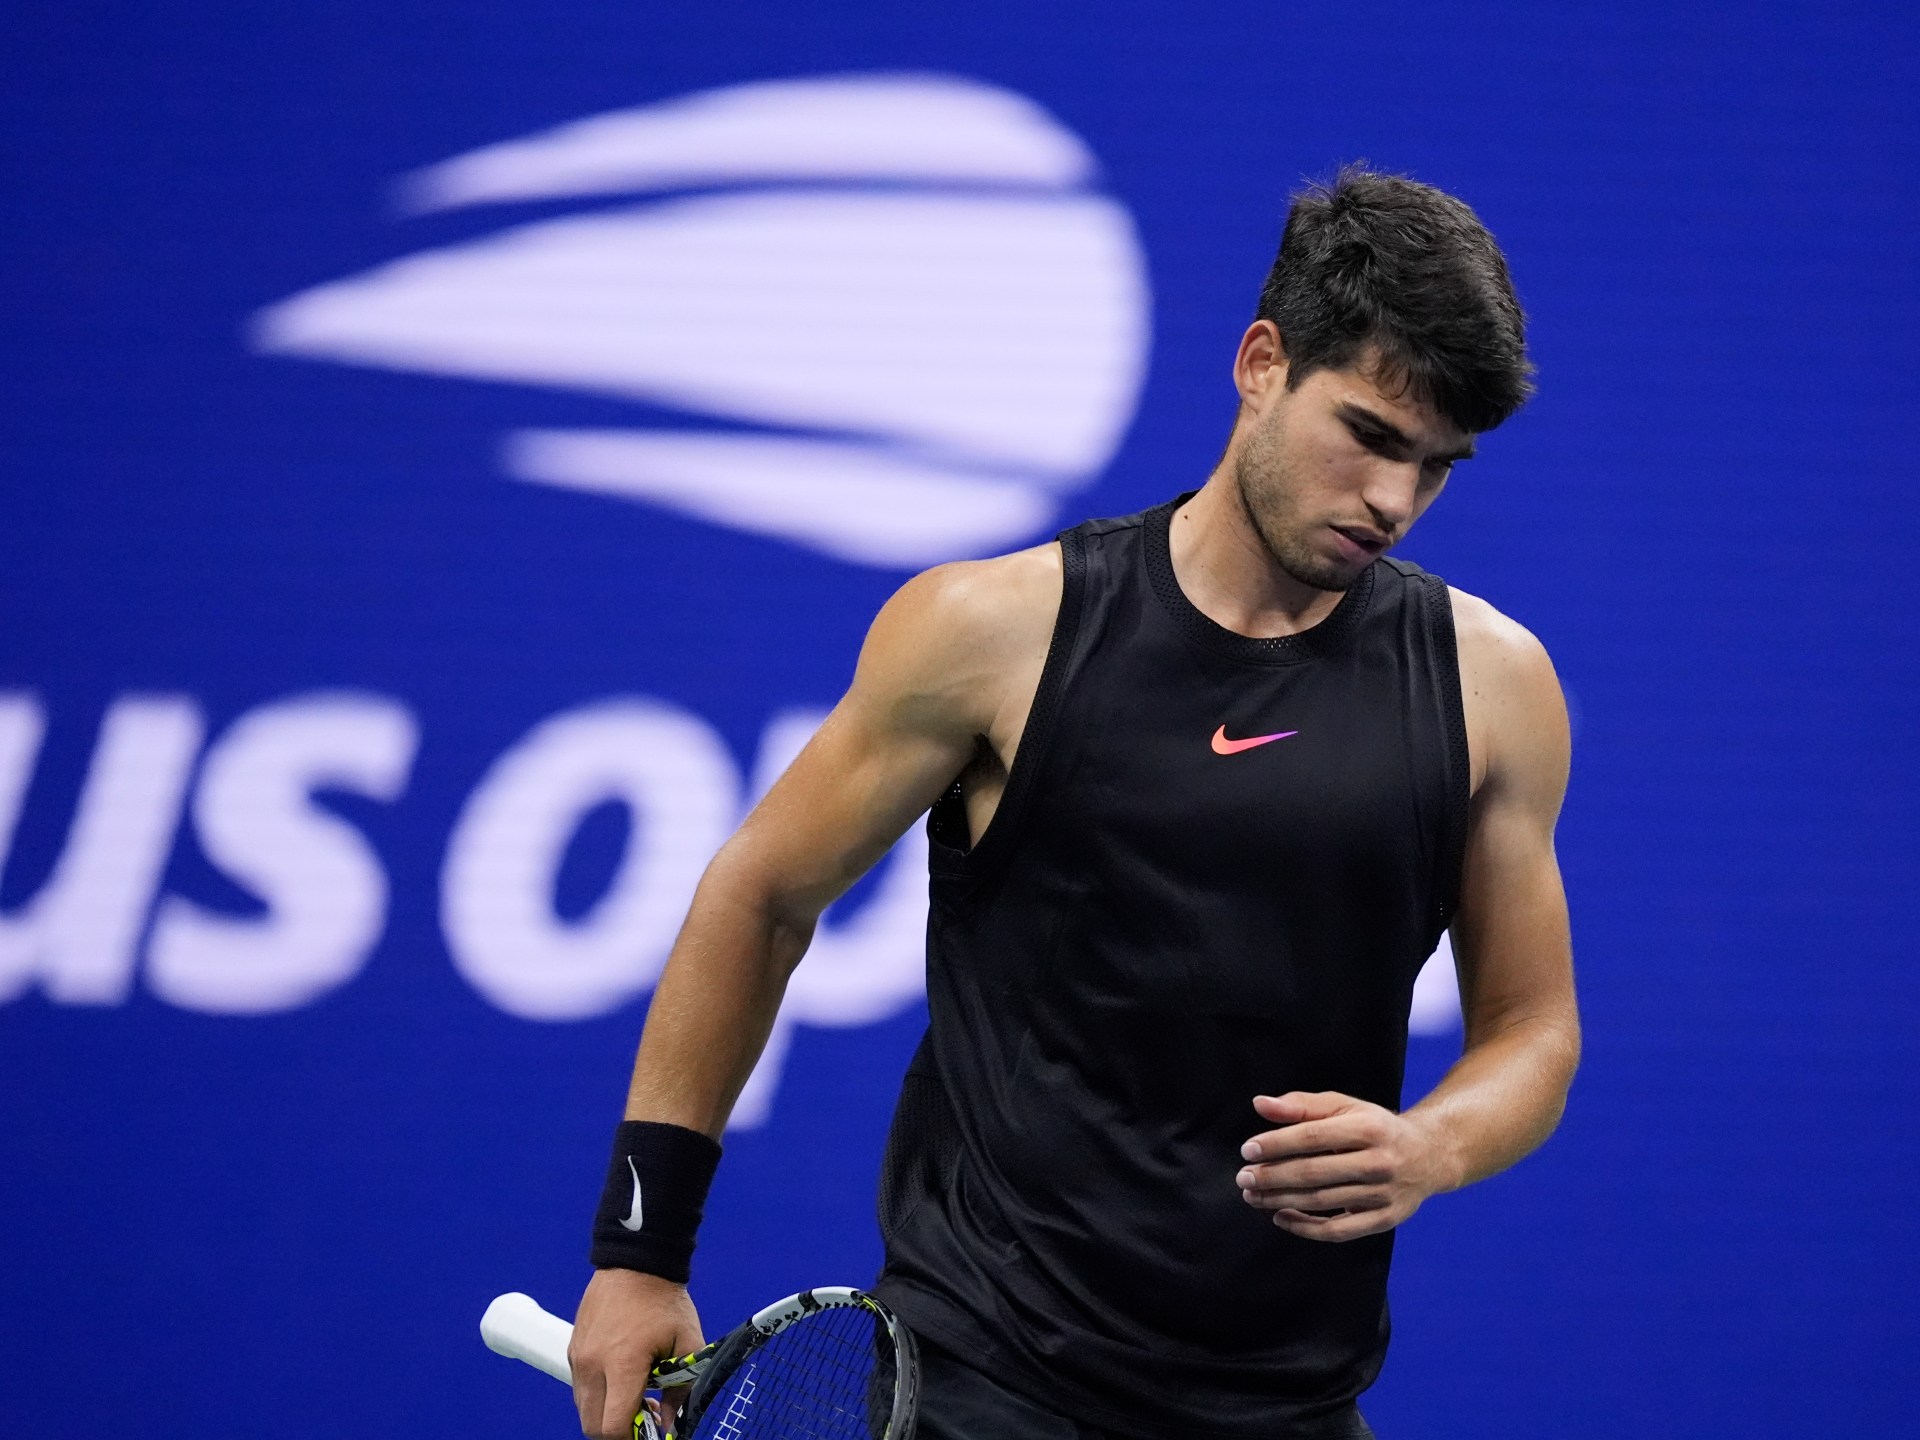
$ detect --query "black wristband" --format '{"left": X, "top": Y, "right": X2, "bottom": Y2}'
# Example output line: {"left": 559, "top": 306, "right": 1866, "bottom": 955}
{"left": 590, "top": 1120, "right": 723, "bottom": 1283}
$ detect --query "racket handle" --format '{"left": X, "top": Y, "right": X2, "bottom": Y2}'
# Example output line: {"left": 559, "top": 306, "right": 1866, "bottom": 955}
{"left": 481, "top": 1292, "right": 575, "bottom": 1385}
{"left": 480, "top": 1291, "right": 664, "bottom": 1440}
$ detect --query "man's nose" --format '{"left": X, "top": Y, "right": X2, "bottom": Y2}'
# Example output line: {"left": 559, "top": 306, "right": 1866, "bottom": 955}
{"left": 1362, "top": 461, "right": 1423, "bottom": 532}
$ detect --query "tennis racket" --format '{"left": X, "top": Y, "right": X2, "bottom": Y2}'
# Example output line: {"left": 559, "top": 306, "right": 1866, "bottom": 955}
{"left": 480, "top": 1286, "right": 919, "bottom": 1440}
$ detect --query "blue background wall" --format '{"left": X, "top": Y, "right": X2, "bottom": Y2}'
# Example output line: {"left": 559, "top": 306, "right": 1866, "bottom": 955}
{"left": 3, "top": 4, "right": 1917, "bottom": 1436}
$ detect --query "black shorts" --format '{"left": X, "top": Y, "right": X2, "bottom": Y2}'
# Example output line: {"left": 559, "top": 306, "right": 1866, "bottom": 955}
{"left": 912, "top": 1331, "right": 1377, "bottom": 1440}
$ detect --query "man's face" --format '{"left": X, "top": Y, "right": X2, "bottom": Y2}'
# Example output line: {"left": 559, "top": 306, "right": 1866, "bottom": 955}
{"left": 1232, "top": 351, "right": 1475, "bottom": 593}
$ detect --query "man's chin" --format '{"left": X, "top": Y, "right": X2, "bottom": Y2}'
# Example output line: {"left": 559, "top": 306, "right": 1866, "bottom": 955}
{"left": 1276, "top": 554, "right": 1363, "bottom": 594}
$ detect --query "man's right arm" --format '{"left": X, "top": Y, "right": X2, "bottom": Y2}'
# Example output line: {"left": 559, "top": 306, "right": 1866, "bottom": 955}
{"left": 567, "top": 545, "right": 1062, "bottom": 1440}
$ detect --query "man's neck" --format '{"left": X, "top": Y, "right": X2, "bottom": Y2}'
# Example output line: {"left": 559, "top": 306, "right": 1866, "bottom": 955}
{"left": 1166, "top": 472, "right": 1347, "bottom": 640}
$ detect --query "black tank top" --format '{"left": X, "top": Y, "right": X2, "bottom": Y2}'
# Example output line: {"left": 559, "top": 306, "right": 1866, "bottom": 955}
{"left": 872, "top": 495, "right": 1470, "bottom": 1439}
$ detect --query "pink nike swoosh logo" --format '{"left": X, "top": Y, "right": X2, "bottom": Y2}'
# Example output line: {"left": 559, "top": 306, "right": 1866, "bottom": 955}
{"left": 1211, "top": 725, "right": 1298, "bottom": 755}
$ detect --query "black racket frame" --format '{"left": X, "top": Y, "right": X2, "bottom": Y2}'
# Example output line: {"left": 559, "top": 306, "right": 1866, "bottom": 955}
{"left": 674, "top": 1287, "right": 920, "bottom": 1440}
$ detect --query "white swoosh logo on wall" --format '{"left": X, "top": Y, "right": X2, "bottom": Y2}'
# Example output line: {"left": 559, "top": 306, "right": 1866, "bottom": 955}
{"left": 620, "top": 1155, "right": 645, "bottom": 1232}
{"left": 248, "top": 72, "right": 1152, "bottom": 568}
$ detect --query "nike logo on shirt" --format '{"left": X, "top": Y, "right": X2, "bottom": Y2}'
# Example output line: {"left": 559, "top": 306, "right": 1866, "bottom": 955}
{"left": 620, "top": 1156, "right": 645, "bottom": 1231}
{"left": 1211, "top": 725, "right": 1298, "bottom": 755}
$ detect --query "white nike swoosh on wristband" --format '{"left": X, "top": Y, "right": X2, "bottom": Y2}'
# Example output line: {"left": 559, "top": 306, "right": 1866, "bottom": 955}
{"left": 620, "top": 1156, "right": 645, "bottom": 1232}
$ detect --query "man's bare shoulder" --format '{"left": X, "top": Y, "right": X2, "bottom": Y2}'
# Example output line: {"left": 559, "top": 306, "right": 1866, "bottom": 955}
{"left": 1447, "top": 585, "right": 1569, "bottom": 801}
{"left": 874, "top": 542, "right": 1063, "bottom": 663}
{"left": 1448, "top": 586, "right": 1554, "bottom": 680}
{"left": 850, "top": 543, "right": 1063, "bottom": 741}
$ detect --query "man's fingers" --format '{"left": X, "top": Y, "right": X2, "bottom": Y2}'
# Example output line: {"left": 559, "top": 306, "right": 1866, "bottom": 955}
{"left": 1240, "top": 1182, "right": 1385, "bottom": 1213}
{"left": 593, "top": 1368, "right": 649, "bottom": 1440}
{"left": 572, "top": 1369, "right": 606, "bottom": 1438}
{"left": 659, "top": 1382, "right": 693, "bottom": 1434}
{"left": 1238, "top": 1115, "right": 1377, "bottom": 1164}
{"left": 564, "top": 1271, "right": 704, "bottom": 1439}
{"left": 1241, "top": 1096, "right": 1434, "bottom": 1242}
{"left": 1271, "top": 1205, "right": 1398, "bottom": 1242}
{"left": 1237, "top": 1151, "right": 1388, "bottom": 1194}
{"left": 1251, "top": 1090, "right": 1356, "bottom": 1127}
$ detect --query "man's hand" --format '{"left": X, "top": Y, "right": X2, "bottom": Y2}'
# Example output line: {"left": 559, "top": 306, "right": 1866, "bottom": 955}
{"left": 569, "top": 1268, "right": 705, "bottom": 1440}
{"left": 1235, "top": 1091, "right": 1461, "bottom": 1242}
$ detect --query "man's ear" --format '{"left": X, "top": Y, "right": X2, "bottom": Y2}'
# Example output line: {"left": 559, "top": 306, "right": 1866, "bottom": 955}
{"left": 1233, "top": 320, "right": 1290, "bottom": 409}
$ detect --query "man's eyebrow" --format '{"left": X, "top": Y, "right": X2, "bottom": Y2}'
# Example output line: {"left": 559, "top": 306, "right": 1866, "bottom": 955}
{"left": 1335, "top": 402, "right": 1476, "bottom": 464}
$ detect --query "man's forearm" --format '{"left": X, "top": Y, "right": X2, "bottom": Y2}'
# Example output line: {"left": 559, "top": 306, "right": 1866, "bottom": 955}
{"left": 1404, "top": 1010, "right": 1580, "bottom": 1193}
{"left": 621, "top": 845, "right": 818, "bottom": 1137}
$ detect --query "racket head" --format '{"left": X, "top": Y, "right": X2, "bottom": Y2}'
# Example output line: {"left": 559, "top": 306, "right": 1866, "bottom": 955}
{"left": 673, "top": 1287, "right": 918, "bottom": 1440}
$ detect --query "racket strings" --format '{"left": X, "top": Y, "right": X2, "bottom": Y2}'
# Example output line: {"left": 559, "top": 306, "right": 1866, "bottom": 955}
{"left": 694, "top": 1306, "right": 898, "bottom": 1440}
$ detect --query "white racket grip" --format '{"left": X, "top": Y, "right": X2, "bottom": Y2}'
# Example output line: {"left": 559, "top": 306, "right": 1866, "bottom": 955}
{"left": 481, "top": 1292, "right": 575, "bottom": 1385}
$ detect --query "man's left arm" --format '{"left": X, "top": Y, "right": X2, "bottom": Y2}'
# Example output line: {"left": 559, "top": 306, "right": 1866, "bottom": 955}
{"left": 1236, "top": 595, "right": 1580, "bottom": 1241}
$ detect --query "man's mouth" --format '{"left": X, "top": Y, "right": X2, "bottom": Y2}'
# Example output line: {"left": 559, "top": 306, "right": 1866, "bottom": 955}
{"left": 1331, "top": 525, "right": 1389, "bottom": 558}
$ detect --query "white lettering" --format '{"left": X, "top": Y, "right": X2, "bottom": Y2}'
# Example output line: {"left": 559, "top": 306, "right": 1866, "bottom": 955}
{"left": 441, "top": 699, "right": 737, "bottom": 1020}
{"left": 1409, "top": 931, "right": 1463, "bottom": 1035}
{"left": 145, "top": 693, "right": 418, "bottom": 1014}
{"left": 0, "top": 695, "right": 204, "bottom": 1005}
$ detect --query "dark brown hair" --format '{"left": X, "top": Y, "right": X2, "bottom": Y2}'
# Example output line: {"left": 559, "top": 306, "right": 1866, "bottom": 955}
{"left": 1256, "top": 165, "right": 1535, "bottom": 432}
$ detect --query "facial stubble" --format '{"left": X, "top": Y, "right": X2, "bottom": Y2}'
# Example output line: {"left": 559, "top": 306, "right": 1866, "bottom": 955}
{"left": 1231, "top": 409, "right": 1368, "bottom": 594}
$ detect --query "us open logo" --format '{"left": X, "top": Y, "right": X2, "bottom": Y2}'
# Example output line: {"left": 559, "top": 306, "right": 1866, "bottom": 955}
{"left": 250, "top": 72, "right": 1153, "bottom": 568}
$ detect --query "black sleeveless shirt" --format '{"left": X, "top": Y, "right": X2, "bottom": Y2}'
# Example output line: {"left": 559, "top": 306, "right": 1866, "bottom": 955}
{"left": 872, "top": 496, "right": 1470, "bottom": 1439}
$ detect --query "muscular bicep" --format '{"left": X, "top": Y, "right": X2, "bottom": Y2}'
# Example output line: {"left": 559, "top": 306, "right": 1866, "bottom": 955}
{"left": 735, "top": 690, "right": 973, "bottom": 923}
{"left": 1450, "top": 606, "right": 1578, "bottom": 1044}
{"left": 715, "top": 552, "right": 1055, "bottom": 928}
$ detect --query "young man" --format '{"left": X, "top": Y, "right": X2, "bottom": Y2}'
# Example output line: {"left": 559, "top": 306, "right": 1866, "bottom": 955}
{"left": 568, "top": 167, "right": 1580, "bottom": 1440}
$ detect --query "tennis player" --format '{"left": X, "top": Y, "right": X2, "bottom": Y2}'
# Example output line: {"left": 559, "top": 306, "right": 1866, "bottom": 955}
{"left": 569, "top": 166, "right": 1580, "bottom": 1440}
